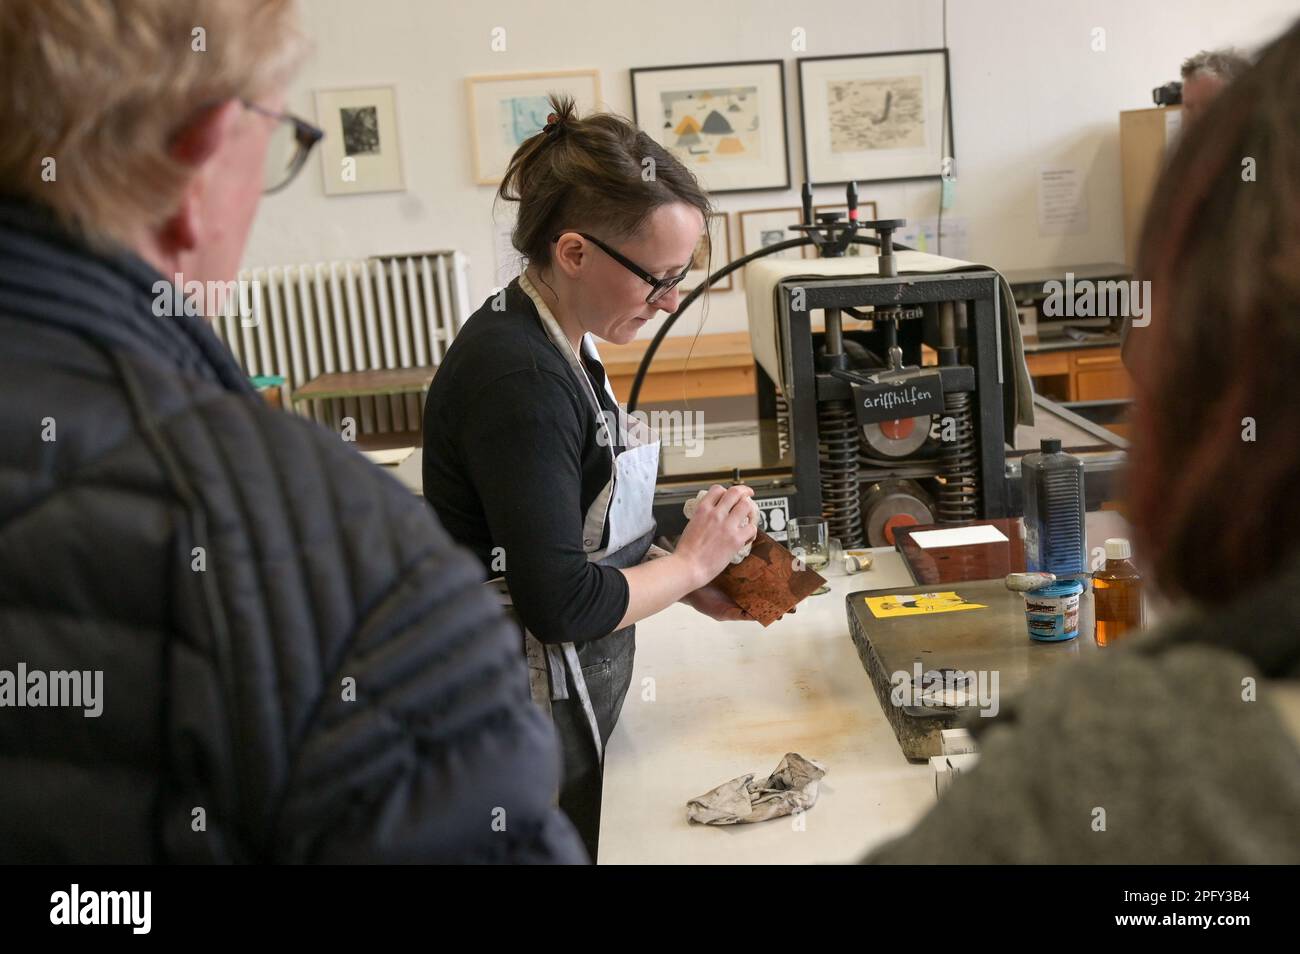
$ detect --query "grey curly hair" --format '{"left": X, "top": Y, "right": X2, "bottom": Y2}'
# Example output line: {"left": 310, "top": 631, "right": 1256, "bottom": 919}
{"left": 1180, "top": 48, "right": 1251, "bottom": 83}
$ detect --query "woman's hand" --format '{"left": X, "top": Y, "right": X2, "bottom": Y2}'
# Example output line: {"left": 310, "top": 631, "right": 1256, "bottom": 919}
{"left": 680, "top": 581, "right": 750, "bottom": 621}
{"left": 680, "top": 582, "right": 797, "bottom": 623}
{"left": 673, "top": 484, "right": 759, "bottom": 588}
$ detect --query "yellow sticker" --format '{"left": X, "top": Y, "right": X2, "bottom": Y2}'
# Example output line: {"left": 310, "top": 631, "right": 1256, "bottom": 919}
{"left": 864, "top": 592, "right": 987, "bottom": 618}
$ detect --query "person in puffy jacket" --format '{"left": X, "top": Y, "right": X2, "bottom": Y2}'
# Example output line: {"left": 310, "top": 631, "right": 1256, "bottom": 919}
{"left": 0, "top": 0, "right": 586, "bottom": 864}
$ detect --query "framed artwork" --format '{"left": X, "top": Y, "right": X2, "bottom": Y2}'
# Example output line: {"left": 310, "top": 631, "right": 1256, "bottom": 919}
{"left": 737, "top": 207, "right": 804, "bottom": 262}
{"left": 684, "top": 213, "right": 732, "bottom": 292}
{"left": 631, "top": 60, "right": 790, "bottom": 194}
{"left": 808, "top": 201, "right": 880, "bottom": 257}
{"left": 798, "top": 49, "right": 953, "bottom": 186}
{"left": 466, "top": 69, "right": 601, "bottom": 185}
{"left": 314, "top": 85, "right": 405, "bottom": 195}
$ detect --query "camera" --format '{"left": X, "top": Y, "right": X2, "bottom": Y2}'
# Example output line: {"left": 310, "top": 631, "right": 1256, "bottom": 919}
{"left": 1152, "top": 80, "right": 1183, "bottom": 106}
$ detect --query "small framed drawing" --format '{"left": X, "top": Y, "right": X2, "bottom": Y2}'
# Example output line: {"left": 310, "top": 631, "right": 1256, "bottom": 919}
{"left": 809, "top": 201, "right": 880, "bottom": 257}
{"left": 738, "top": 207, "right": 803, "bottom": 262}
{"left": 685, "top": 213, "right": 732, "bottom": 292}
{"left": 466, "top": 69, "right": 601, "bottom": 185}
{"left": 798, "top": 49, "right": 953, "bottom": 186}
{"left": 631, "top": 60, "right": 790, "bottom": 194}
{"left": 314, "top": 85, "right": 405, "bottom": 195}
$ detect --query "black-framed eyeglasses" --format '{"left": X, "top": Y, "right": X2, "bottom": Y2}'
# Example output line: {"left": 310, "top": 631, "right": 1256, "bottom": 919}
{"left": 243, "top": 100, "right": 324, "bottom": 195}
{"left": 552, "top": 231, "right": 692, "bottom": 304}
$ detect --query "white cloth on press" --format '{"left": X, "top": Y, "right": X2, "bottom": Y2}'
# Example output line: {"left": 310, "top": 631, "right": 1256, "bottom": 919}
{"left": 686, "top": 753, "right": 827, "bottom": 825}
{"left": 682, "top": 489, "right": 752, "bottom": 564}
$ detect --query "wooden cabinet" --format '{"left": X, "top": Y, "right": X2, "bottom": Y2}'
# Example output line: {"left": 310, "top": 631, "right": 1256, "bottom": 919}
{"left": 1023, "top": 350, "right": 1069, "bottom": 378}
{"left": 1025, "top": 344, "right": 1131, "bottom": 402}
{"left": 1074, "top": 350, "right": 1132, "bottom": 401}
{"left": 601, "top": 331, "right": 756, "bottom": 403}
{"left": 1121, "top": 106, "right": 1182, "bottom": 266}
{"left": 601, "top": 333, "right": 1133, "bottom": 408}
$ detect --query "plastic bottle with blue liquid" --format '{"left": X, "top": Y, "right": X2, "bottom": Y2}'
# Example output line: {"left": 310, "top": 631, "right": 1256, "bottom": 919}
{"left": 1021, "top": 438, "right": 1087, "bottom": 641}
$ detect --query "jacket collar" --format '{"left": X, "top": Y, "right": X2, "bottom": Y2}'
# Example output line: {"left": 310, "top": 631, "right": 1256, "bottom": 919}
{"left": 0, "top": 197, "right": 253, "bottom": 394}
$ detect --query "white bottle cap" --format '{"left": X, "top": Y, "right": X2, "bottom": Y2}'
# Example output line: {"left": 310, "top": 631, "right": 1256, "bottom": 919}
{"left": 1105, "top": 538, "right": 1132, "bottom": 560}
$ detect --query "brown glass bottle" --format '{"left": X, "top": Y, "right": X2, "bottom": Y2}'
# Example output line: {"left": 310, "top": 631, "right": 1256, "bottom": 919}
{"left": 1093, "top": 538, "right": 1144, "bottom": 646}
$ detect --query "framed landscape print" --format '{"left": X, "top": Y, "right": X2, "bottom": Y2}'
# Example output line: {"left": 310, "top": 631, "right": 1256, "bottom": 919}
{"left": 467, "top": 69, "right": 601, "bottom": 185}
{"left": 798, "top": 49, "right": 953, "bottom": 186}
{"left": 315, "top": 85, "right": 405, "bottom": 195}
{"left": 631, "top": 60, "right": 790, "bottom": 194}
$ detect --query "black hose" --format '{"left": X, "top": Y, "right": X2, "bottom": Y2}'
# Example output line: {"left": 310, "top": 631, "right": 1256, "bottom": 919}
{"left": 627, "top": 233, "right": 914, "bottom": 412}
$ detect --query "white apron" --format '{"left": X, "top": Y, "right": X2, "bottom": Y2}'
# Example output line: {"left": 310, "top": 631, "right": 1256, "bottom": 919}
{"left": 489, "top": 271, "right": 661, "bottom": 761}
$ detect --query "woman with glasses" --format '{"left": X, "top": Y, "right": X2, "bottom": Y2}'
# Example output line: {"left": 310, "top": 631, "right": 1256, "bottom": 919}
{"left": 422, "top": 95, "right": 761, "bottom": 859}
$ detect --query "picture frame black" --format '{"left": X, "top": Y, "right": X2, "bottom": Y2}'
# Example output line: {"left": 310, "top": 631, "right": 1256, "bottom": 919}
{"left": 797, "top": 48, "right": 954, "bottom": 187}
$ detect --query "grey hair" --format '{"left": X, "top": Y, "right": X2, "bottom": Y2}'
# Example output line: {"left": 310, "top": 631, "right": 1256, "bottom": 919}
{"left": 1181, "top": 48, "right": 1251, "bottom": 83}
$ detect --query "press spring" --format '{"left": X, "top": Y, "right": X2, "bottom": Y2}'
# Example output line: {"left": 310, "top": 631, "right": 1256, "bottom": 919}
{"left": 936, "top": 390, "right": 979, "bottom": 523}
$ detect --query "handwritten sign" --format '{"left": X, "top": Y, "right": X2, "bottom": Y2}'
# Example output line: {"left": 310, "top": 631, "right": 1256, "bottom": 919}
{"left": 850, "top": 372, "right": 944, "bottom": 426}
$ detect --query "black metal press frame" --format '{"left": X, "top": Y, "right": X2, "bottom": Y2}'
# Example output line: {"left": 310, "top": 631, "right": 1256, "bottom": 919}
{"left": 648, "top": 270, "right": 1012, "bottom": 538}
{"left": 766, "top": 268, "right": 1010, "bottom": 524}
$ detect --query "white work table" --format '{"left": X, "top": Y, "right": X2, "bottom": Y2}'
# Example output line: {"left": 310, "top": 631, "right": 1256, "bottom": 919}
{"left": 388, "top": 449, "right": 1117, "bottom": 863}
{"left": 597, "top": 548, "right": 937, "bottom": 864}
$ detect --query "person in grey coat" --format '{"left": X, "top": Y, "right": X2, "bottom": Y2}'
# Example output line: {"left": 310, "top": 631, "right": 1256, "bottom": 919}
{"left": 867, "top": 16, "right": 1300, "bottom": 865}
{"left": 0, "top": 0, "right": 586, "bottom": 864}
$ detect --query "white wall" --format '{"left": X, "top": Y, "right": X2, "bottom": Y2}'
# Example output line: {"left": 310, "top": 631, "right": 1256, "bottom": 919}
{"left": 245, "top": 0, "right": 1297, "bottom": 336}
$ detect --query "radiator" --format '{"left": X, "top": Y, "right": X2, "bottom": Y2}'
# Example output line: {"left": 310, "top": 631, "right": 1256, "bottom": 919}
{"left": 213, "top": 251, "right": 471, "bottom": 435}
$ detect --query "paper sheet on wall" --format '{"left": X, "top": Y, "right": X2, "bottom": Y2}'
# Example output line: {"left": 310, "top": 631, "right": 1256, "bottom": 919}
{"left": 898, "top": 217, "right": 970, "bottom": 261}
{"left": 1037, "top": 167, "right": 1088, "bottom": 236}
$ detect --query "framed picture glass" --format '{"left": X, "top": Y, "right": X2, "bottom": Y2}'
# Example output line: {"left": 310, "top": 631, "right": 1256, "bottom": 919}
{"left": 466, "top": 69, "right": 601, "bottom": 185}
{"left": 315, "top": 85, "right": 405, "bottom": 195}
{"left": 738, "top": 207, "right": 804, "bottom": 262}
{"left": 798, "top": 49, "right": 953, "bottom": 186}
{"left": 631, "top": 60, "right": 790, "bottom": 194}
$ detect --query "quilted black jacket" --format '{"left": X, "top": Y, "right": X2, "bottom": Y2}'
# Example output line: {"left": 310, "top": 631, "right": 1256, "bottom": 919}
{"left": 0, "top": 199, "right": 586, "bottom": 863}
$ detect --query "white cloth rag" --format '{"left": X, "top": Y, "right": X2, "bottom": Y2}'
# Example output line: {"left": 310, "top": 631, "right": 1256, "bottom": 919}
{"left": 683, "top": 489, "right": 753, "bottom": 564}
{"left": 686, "top": 753, "right": 827, "bottom": 825}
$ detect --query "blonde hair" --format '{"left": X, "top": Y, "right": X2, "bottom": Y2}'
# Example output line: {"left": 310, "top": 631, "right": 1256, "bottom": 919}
{"left": 0, "top": 0, "right": 306, "bottom": 248}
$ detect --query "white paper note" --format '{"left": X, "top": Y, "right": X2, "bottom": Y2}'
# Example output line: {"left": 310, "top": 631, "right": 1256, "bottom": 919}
{"left": 911, "top": 524, "right": 1009, "bottom": 549}
{"left": 1038, "top": 167, "right": 1088, "bottom": 236}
